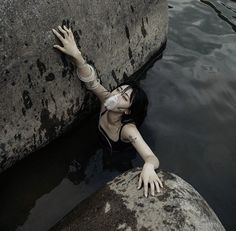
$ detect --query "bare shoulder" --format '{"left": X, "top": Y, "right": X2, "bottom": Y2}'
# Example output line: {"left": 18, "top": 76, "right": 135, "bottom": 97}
{"left": 121, "top": 123, "right": 156, "bottom": 162}
{"left": 120, "top": 123, "right": 140, "bottom": 142}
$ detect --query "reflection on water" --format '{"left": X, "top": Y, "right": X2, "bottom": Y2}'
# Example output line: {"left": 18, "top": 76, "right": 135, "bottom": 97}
{"left": 200, "top": 0, "right": 236, "bottom": 31}
{"left": 144, "top": 0, "right": 236, "bottom": 230}
{"left": 0, "top": 0, "right": 236, "bottom": 230}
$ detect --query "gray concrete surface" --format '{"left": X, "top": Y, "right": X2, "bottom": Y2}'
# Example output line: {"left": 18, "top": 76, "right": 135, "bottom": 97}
{"left": 51, "top": 167, "right": 225, "bottom": 231}
{"left": 0, "top": 0, "right": 168, "bottom": 172}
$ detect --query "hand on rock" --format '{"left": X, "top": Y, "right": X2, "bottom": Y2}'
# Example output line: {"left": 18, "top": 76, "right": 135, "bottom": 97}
{"left": 137, "top": 163, "right": 163, "bottom": 197}
{"left": 52, "top": 25, "right": 82, "bottom": 59}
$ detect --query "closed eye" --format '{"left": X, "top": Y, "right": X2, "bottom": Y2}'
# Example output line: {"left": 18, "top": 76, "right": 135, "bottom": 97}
{"left": 122, "top": 95, "right": 128, "bottom": 101}
{"left": 117, "top": 87, "right": 129, "bottom": 101}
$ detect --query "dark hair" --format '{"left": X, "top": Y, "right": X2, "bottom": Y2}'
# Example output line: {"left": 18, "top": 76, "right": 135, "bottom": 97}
{"left": 115, "top": 81, "right": 149, "bottom": 128}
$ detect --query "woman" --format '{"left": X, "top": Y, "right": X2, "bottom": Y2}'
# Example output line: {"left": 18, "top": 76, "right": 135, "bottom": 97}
{"left": 52, "top": 25, "right": 163, "bottom": 197}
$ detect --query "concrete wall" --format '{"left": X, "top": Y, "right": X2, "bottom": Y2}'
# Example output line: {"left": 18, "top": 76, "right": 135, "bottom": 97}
{"left": 0, "top": 0, "right": 168, "bottom": 172}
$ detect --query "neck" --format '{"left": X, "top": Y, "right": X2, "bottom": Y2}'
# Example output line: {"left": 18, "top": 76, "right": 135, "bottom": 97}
{"left": 106, "top": 110, "right": 123, "bottom": 126}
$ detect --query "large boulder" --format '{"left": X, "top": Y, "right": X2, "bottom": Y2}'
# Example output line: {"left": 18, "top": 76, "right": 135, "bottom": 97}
{"left": 51, "top": 168, "right": 225, "bottom": 231}
{"left": 0, "top": 0, "right": 168, "bottom": 172}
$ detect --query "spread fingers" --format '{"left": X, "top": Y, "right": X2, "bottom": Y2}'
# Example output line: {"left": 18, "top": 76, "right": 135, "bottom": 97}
{"left": 150, "top": 182, "right": 155, "bottom": 196}
{"left": 58, "top": 25, "right": 68, "bottom": 38}
{"left": 63, "top": 25, "right": 70, "bottom": 33}
{"left": 52, "top": 28, "right": 64, "bottom": 42}
{"left": 154, "top": 180, "right": 160, "bottom": 193}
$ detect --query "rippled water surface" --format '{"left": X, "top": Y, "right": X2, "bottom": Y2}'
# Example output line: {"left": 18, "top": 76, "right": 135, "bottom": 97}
{"left": 1, "top": 0, "right": 236, "bottom": 230}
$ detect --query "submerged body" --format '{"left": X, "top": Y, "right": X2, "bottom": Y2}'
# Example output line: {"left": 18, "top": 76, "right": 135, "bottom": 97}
{"left": 98, "top": 108, "right": 133, "bottom": 153}
{"left": 98, "top": 107, "right": 137, "bottom": 172}
{"left": 52, "top": 25, "right": 163, "bottom": 197}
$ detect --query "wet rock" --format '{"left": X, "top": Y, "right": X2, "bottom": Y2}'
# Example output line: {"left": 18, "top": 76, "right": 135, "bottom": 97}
{"left": 0, "top": 0, "right": 168, "bottom": 172}
{"left": 51, "top": 168, "right": 225, "bottom": 231}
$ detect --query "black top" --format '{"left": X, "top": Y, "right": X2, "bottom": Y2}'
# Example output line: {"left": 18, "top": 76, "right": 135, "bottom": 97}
{"left": 97, "top": 109, "right": 134, "bottom": 153}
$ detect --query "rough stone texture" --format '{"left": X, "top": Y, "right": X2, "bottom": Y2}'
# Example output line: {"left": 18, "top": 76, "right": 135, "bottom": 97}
{"left": 51, "top": 168, "right": 225, "bottom": 231}
{"left": 0, "top": 0, "right": 168, "bottom": 172}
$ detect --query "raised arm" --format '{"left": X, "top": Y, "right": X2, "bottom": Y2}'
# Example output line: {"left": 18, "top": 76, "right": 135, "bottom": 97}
{"left": 122, "top": 123, "right": 163, "bottom": 197}
{"left": 52, "top": 25, "right": 110, "bottom": 104}
{"left": 73, "top": 53, "right": 110, "bottom": 104}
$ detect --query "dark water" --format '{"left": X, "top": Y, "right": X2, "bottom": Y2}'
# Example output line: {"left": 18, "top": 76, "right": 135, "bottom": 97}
{"left": 1, "top": 0, "right": 236, "bottom": 230}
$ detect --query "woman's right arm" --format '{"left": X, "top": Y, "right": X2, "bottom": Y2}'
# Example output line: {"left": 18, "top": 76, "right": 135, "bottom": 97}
{"left": 52, "top": 25, "right": 110, "bottom": 104}
{"left": 73, "top": 52, "right": 110, "bottom": 103}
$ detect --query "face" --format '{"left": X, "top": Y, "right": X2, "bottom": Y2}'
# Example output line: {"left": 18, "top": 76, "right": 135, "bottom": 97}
{"left": 110, "top": 85, "right": 133, "bottom": 113}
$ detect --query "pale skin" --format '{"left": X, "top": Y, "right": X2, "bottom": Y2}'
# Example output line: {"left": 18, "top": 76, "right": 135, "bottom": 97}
{"left": 52, "top": 25, "right": 163, "bottom": 197}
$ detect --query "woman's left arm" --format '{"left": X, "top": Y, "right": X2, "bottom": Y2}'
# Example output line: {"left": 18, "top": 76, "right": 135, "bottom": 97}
{"left": 122, "top": 124, "right": 163, "bottom": 197}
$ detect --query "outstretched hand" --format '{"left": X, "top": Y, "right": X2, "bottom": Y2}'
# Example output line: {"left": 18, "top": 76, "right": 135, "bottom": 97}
{"left": 138, "top": 163, "right": 163, "bottom": 197}
{"left": 52, "top": 25, "right": 81, "bottom": 59}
